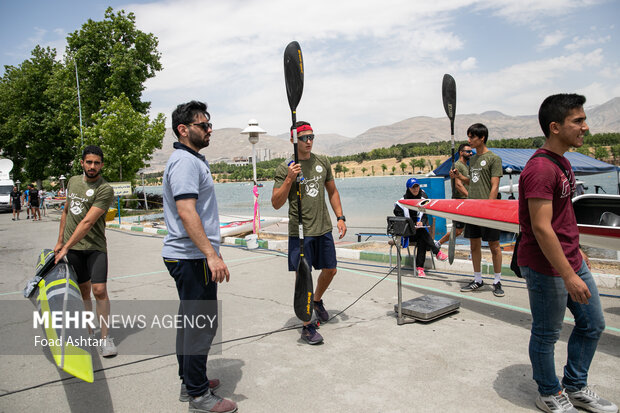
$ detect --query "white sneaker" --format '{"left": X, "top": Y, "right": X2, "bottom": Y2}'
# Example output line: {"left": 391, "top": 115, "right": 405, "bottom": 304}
{"left": 434, "top": 240, "right": 441, "bottom": 249}
{"left": 536, "top": 390, "right": 578, "bottom": 413}
{"left": 567, "top": 386, "right": 618, "bottom": 413}
{"left": 100, "top": 336, "right": 118, "bottom": 357}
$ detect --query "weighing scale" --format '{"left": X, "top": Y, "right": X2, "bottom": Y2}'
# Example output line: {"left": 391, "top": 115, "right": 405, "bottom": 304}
{"left": 387, "top": 216, "right": 461, "bottom": 325}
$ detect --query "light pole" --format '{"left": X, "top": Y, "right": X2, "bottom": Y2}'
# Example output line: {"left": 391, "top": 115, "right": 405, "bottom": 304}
{"left": 505, "top": 167, "right": 514, "bottom": 199}
{"left": 241, "top": 119, "right": 266, "bottom": 185}
{"left": 59, "top": 175, "right": 66, "bottom": 195}
{"left": 140, "top": 170, "right": 148, "bottom": 211}
{"left": 15, "top": 180, "right": 21, "bottom": 191}
{"left": 241, "top": 119, "right": 267, "bottom": 235}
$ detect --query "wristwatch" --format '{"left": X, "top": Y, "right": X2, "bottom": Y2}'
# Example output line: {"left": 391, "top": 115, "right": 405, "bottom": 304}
{"left": 337, "top": 215, "right": 346, "bottom": 222}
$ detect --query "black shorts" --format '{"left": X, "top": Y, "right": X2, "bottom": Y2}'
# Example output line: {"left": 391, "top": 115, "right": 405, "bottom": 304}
{"left": 30, "top": 200, "right": 39, "bottom": 208}
{"left": 464, "top": 224, "right": 500, "bottom": 242}
{"left": 288, "top": 232, "right": 337, "bottom": 271}
{"left": 12, "top": 201, "right": 21, "bottom": 211}
{"left": 454, "top": 220, "right": 465, "bottom": 229}
{"left": 66, "top": 250, "right": 108, "bottom": 284}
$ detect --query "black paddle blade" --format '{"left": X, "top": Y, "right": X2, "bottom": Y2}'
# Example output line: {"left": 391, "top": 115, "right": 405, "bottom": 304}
{"left": 448, "top": 225, "right": 456, "bottom": 265}
{"left": 442, "top": 73, "right": 457, "bottom": 122}
{"left": 293, "top": 255, "right": 313, "bottom": 322}
{"left": 284, "top": 41, "right": 304, "bottom": 113}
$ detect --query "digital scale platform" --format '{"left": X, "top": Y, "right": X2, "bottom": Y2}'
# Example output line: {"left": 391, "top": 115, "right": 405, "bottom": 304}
{"left": 387, "top": 216, "right": 461, "bottom": 325}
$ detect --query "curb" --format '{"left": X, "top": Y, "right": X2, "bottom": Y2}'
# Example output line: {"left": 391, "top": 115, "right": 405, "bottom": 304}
{"left": 106, "top": 222, "right": 620, "bottom": 289}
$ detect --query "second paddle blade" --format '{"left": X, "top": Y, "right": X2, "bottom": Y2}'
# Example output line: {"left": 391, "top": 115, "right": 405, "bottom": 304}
{"left": 294, "top": 255, "right": 313, "bottom": 322}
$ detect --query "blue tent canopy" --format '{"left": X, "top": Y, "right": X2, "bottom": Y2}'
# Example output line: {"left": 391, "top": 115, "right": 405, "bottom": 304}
{"left": 431, "top": 148, "right": 620, "bottom": 177}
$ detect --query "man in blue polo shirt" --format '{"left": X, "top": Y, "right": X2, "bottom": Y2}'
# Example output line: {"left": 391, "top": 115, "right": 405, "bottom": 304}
{"left": 162, "top": 100, "right": 237, "bottom": 413}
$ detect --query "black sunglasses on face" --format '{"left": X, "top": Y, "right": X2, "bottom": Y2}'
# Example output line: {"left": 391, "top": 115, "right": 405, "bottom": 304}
{"left": 188, "top": 122, "right": 212, "bottom": 132}
{"left": 462, "top": 150, "right": 473, "bottom": 153}
{"left": 299, "top": 134, "right": 315, "bottom": 142}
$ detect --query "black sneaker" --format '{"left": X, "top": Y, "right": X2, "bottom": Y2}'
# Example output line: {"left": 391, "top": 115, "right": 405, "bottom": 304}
{"left": 460, "top": 280, "right": 484, "bottom": 292}
{"left": 313, "top": 299, "right": 329, "bottom": 323}
{"left": 301, "top": 324, "right": 323, "bottom": 345}
{"left": 493, "top": 282, "right": 505, "bottom": 297}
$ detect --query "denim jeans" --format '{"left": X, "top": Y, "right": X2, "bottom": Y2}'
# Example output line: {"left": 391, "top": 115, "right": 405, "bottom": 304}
{"left": 164, "top": 258, "right": 218, "bottom": 397}
{"left": 521, "top": 261, "right": 605, "bottom": 395}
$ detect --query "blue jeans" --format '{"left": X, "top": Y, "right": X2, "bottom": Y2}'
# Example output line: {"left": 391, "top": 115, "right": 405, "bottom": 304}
{"left": 521, "top": 261, "right": 605, "bottom": 395}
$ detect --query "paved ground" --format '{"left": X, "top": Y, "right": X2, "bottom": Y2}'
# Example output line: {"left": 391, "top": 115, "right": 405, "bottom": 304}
{"left": 1, "top": 211, "right": 619, "bottom": 413}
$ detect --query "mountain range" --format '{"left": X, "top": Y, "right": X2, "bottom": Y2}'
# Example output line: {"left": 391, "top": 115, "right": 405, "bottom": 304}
{"left": 145, "top": 97, "right": 620, "bottom": 172}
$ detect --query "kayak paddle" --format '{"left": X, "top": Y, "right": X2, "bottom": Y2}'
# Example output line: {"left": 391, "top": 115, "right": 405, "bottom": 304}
{"left": 284, "top": 40, "right": 313, "bottom": 322}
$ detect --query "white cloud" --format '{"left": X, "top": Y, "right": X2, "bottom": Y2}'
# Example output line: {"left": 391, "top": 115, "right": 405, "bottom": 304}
{"left": 565, "top": 34, "right": 611, "bottom": 51}
{"left": 538, "top": 30, "right": 566, "bottom": 50}
{"left": 460, "top": 57, "right": 477, "bottom": 70}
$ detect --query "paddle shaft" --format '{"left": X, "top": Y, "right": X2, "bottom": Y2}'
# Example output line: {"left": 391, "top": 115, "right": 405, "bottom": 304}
{"left": 291, "top": 112, "right": 305, "bottom": 256}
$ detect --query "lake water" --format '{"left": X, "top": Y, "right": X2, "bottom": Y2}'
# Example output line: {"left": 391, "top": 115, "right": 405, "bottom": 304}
{"left": 140, "top": 171, "right": 620, "bottom": 243}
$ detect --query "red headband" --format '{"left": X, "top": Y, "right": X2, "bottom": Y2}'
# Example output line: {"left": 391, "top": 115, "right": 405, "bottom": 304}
{"left": 290, "top": 124, "right": 313, "bottom": 137}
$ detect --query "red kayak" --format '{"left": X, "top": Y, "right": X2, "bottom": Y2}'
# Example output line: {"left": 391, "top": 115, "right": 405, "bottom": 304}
{"left": 399, "top": 194, "right": 620, "bottom": 251}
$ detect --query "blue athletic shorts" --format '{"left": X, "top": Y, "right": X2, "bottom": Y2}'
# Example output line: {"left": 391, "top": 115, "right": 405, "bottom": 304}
{"left": 288, "top": 232, "right": 337, "bottom": 271}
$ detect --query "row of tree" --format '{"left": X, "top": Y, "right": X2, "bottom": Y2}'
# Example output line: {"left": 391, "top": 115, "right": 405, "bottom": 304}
{"left": 0, "top": 8, "right": 165, "bottom": 187}
{"left": 205, "top": 133, "right": 620, "bottom": 182}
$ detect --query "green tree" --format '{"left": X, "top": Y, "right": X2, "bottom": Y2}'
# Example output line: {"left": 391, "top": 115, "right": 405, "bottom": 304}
{"left": 611, "top": 145, "right": 620, "bottom": 164}
{"left": 594, "top": 146, "right": 609, "bottom": 161}
{"left": 381, "top": 163, "right": 387, "bottom": 175}
{"left": 0, "top": 46, "right": 70, "bottom": 185}
{"left": 575, "top": 146, "right": 591, "bottom": 156}
{"left": 334, "top": 163, "right": 343, "bottom": 178}
{"left": 361, "top": 167, "right": 367, "bottom": 176}
{"left": 415, "top": 158, "right": 426, "bottom": 171}
{"left": 66, "top": 7, "right": 162, "bottom": 119}
{"left": 342, "top": 166, "right": 349, "bottom": 177}
{"left": 371, "top": 165, "right": 375, "bottom": 176}
{"left": 82, "top": 94, "right": 165, "bottom": 181}
{"left": 409, "top": 159, "right": 416, "bottom": 174}
{"left": 400, "top": 162, "right": 407, "bottom": 174}
{"left": 391, "top": 166, "right": 396, "bottom": 175}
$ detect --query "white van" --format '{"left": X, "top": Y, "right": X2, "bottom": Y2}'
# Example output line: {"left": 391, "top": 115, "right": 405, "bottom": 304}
{"left": 0, "top": 179, "right": 15, "bottom": 211}
{"left": 0, "top": 159, "right": 15, "bottom": 211}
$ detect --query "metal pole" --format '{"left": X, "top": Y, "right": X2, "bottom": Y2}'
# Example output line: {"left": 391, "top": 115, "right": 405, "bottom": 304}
{"left": 74, "top": 59, "right": 84, "bottom": 147}
{"left": 141, "top": 173, "right": 148, "bottom": 211}
{"left": 251, "top": 141, "right": 257, "bottom": 184}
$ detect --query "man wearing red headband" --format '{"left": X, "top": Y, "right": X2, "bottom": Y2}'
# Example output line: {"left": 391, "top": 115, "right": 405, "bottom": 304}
{"left": 272, "top": 121, "right": 347, "bottom": 345}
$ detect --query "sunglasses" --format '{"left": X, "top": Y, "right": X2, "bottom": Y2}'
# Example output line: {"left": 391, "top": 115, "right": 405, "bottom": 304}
{"left": 298, "top": 134, "right": 315, "bottom": 142}
{"left": 462, "top": 150, "right": 473, "bottom": 153}
{"left": 188, "top": 122, "right": 212, "bottom": 132}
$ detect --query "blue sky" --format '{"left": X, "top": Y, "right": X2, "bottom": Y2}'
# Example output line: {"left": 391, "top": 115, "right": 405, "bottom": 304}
{"left": 1, "top": 0, "right": 619, "bottom": 137}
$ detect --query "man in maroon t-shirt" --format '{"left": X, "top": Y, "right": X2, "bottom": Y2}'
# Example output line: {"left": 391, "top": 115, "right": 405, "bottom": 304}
{"left": 517, "top": 94, "right": 616, "bottom": 413}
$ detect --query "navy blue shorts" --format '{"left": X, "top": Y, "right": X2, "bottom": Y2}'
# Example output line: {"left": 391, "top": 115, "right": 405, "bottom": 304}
{"left": 464, "top": 224, "right": 500, "bottom": 242}
{"left": 288, "top": 232, "right": 337, "bottom": 271}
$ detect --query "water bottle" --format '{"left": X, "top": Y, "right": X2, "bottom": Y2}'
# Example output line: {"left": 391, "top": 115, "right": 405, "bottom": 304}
{"left": 286, "top": 158, "right": 305, "bottom": 182}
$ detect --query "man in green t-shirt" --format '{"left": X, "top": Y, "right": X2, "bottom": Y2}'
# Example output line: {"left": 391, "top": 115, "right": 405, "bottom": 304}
{"left": 436, "top": 143, "right": 472, "bottom": 248}
{"left": 54, "top": 145, "right": 117, "bottom": 356}
{"left": 451, "top": 123, "right": 505, "bottom": 297}
{"left": 272, "top": 121, "right": 347, "bottom": 345}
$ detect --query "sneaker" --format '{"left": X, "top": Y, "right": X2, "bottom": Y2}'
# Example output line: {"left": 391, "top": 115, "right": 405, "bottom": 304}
{"left": 188, "top": 389, "right": 237, "bottom": 413}
{"left": 460, "top": 280, "right": 484, "bottom": 292}
{"left": 416, "top": 267, "right": 426, "bottom": 277}
{"left": 567, "top": 386, "right": 618, "bottom": 413}
{"left": 100, "top": 336, "right": 118, "bottom": 357}
{"left": 434, "top": 240, "right": 441, "bottom": 249}
{"left": 313, "top": 299, "right": 329, "bottom": 323}
{"left": 536, "top": 390, "right": 578, "bottom": 413}
{"left": 493, "top": 281, "right": 505, "bottom": 297}
{"left": 436, "top": 251, "right": 448, "bottom": 261}
{"left": 301, "top": 323, "right": 323, "bottom": 345}
{"left": 180, "top": 380, "right": 222, "bottom": 402}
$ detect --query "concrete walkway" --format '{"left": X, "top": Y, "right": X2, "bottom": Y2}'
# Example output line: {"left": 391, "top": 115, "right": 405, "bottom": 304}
{"left": 1, "top": 212, "right": 619, "bottom": 412}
